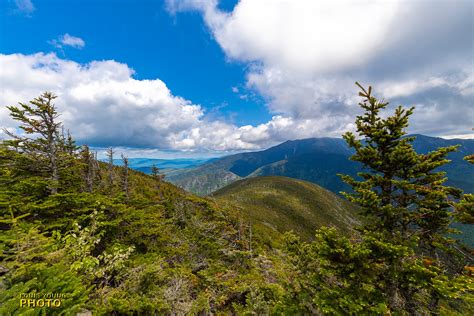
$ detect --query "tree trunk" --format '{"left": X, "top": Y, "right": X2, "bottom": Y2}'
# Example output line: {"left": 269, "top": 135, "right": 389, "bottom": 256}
{"left": 47, "top": 119, "right": 59, "bottom": 194}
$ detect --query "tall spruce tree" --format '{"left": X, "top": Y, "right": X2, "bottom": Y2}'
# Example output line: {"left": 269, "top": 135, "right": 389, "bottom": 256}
{"left": 3, "top": 92, "right": 63, "bottom": 194}
{"left": 281, "top": 83, "right": 472, "bottom": 315}
{"left": 340, "top": 82, "right": 462, "bottom": 247}
{"left": 339, "top": 82, "right": 467, "bottom": 311}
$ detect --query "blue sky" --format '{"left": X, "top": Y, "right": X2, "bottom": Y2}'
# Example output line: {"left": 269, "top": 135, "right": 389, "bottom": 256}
{"left": 0, "top": 0, "right": 269, "bottom": 126}
{"left": 1, "top": 0, "right": 473, "bottom": 158}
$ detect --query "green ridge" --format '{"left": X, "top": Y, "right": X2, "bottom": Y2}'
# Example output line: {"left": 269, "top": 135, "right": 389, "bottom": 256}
{"left": 212, "top": 176, "right": 360, "bottom": 241}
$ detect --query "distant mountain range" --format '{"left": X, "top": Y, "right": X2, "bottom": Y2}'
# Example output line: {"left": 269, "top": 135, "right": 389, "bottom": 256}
{"left": 109, "top": 158, "right": 212, "bottom": 174}
{"left": 166, "top": 135, "right": 474, "bottom": 196}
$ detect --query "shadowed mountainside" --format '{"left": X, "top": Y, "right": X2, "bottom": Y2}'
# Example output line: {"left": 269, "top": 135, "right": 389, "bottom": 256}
{"left": 167, "top": 135, "right": 474, "bottom": 196}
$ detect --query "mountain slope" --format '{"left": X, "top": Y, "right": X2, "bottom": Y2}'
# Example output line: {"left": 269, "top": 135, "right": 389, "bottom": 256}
{"left": 165, "top": 166, "right": 241, "bottom": 195}
{"left": 1, "top": 152, "right": 285, "bottom": 314}
{"left": 167, "top": 135, "right": 474, "bottom": 195}
{"left": 211, "top": 176, "right": 360, "bottom": 241}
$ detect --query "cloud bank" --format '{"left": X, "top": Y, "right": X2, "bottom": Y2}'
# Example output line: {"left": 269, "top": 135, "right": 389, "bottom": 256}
{"left": 167, "top": 0, "right": 474, "bottom": 139}
{"left": 0, "top": 53, "right": 315, "bottom": 152}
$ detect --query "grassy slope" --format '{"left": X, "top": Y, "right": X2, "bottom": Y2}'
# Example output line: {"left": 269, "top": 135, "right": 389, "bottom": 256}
{"left": 211, "top": 176, "right": 360, "bottom": 241}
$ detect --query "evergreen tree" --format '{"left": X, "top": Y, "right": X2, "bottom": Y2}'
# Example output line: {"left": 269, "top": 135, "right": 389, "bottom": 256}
{"left": 338, "top": 83, "right": 469, "bottom": 312}
{"left": 3, "top": 92, "right": 63, "bottom": 194}
{"left": 340, "top": 82, "right": 462, "bottom": 246}
{"left": 151, "top": 164, "right": 159, "bottom": 180}
{"left": 456, "top": 155, "right": 474, "bottom": 224}
{"left": 57, "top": 128, "right": 81, "bottom": 192}
{"left": 281, "top": 83, "right": 472, "bottom": 314}
{"left": 151, "top": 163, "right": 165, "bottom": 181}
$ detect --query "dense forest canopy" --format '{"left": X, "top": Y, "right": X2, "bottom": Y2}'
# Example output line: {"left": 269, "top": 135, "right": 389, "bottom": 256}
{"left": 0, "top": 85, "right": 473, "bottom": 314}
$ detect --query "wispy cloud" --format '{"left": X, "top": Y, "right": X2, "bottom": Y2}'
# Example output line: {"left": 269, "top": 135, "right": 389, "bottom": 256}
{"left": 14, "top": 0, "right": 35, "bottom": 16}
{"left": 231, "top": 86, "right": 249, "bottom": 101}
{"left": 49, "top": 33, "right": 86, "bottom": 50}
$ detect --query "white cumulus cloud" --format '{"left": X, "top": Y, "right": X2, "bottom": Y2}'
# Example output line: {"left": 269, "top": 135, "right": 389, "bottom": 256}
{"left": 167, "top": 0, "right": 474, "bottom": 139}
{"left": 0, "top": 53, "right": 329, "bottom": 152}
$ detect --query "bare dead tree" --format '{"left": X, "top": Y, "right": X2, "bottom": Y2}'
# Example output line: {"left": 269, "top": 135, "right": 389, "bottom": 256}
{"left": 81, "top": 145, "right": 98, "bottom": 193}
{"left": 106, "top": 147, "right": 114, "bottom": 186}
{"left": 121, "top": 154, "right": 130, "bottom": 201}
